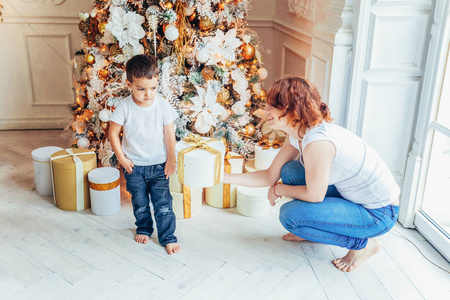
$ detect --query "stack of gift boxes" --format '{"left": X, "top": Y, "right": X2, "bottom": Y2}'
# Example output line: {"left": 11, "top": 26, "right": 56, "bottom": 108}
{"left": 32, "top": 134, "right": 283, "bottom": 218}
{"left": 32, "top": 147, "right": 121, "bottom": 216}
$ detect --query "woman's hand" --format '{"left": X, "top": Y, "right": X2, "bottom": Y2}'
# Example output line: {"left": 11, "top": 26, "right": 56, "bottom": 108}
{"left": 267, "top": 184, "right": 280, "bottom": 206}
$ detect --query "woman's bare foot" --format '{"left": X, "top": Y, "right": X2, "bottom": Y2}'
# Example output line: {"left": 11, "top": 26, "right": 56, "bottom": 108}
{"left": 282, "top": 233, "right": 306, "bottom": 242}
{"left": 165, "top": 243, "right": 180, "bottom": 255}
{"left": 332, "top": 238, "right": 381, "bottom": 272}
{"left": 135, "top": 234, "right": 149, "bottom": 244}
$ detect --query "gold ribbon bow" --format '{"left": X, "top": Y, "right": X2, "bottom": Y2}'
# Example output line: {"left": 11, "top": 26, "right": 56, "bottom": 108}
{"left": 258, "top": 138, "right": 284, "bottom": 150}
{"left": 177, "top": 134, "right": 222, "bottom": 186}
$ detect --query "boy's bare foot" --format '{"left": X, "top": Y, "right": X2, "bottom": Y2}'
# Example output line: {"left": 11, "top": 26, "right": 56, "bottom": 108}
{"left": 135, "top": 234, "right": 149, "bottom": 244}
{"left": 282, "top": 233, "right": 306, "bottom": 242}
{"left": 332, "top": 238, "right": 381, "bottom": 272}
{"left": 165, "top": 243, "right": 180, "bottom": 255}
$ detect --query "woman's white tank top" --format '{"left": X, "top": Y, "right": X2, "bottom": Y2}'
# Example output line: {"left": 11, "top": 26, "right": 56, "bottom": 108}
{"left": 289, "top": 122, "right": 400, "bottom": 209}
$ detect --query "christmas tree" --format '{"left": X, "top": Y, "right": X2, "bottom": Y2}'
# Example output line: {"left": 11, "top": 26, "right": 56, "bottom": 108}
{"left": 68, "top": 0, "right": 269, "bottom": 167}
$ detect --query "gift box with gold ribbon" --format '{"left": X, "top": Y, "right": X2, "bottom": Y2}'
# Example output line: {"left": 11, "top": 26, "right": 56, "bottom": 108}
{"left": 50, "top": 148, "right": 97, "bottom": 211}
{"left": 175, "top": 134, "right": 225, "bottom": 188}
{"left": 254, "top": 138, "right": 283, "bottom": 170}
{"left": 169, "top": 173, "right": 203, "bottom": 219}
{"left": 205, "top": 152, "right": 244, "bottom": 209}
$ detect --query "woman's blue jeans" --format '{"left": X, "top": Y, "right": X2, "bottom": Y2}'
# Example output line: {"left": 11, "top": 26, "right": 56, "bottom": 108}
{"left": 279, "top": 161, "right": 399, "bottom": 250}
{"left": 123, "top": 163, "right": 177, "bottom": 246}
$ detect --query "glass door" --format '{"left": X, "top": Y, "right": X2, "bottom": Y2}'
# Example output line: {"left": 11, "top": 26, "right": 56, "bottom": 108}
{"left": 414, "top": 43, "right": 450, "bottom": 261}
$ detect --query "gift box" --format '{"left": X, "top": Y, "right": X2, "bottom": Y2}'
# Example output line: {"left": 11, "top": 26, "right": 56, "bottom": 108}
{"left": 205, "top": 153, "right": 244, "bottom": 208}
{"left": 88, "top": 167, "right": 121, "bottom": 216}
{"left": 170, "top": 174, "right": 203, "bottom": 219}
{"left": 244, "top": 159, "right": 257, "bottom": 173}
{"left": 31, "top": 146, "right": 63, "bottom": 196}
{"left": 50, "top": 148, "right": 97, "bottom": 211}
{"left": 236, "top": 185, "right": 270, "bottom": 217}
{"left": 175, "top": 134, "right": 225, "bottom": 188}
{"left": 254, "top": 144, "right": 281, "bottom": 170}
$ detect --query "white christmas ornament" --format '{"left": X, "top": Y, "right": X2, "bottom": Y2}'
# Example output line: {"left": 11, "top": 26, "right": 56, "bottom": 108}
{"left": 196, "top": 48, "right": 209, "bottom": 63}
{"left": 258, "top": 68, "right": 268, "bottom": 80}
{"left": 77, "top": 137, "right": 90, "bottom": 149}
{"left": 185, "top": 6, "right": 195, "bottom": 16}
{"left": 90, "top": 7, "right": 98, "bottom": 18}
{"left": 165, "top": 26, "right": 179, "bottom": 41}
{"left": 98, "top": 108, "right": 111, "bottom": 122}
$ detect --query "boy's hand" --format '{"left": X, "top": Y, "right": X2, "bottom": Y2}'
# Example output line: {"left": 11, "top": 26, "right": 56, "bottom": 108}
{"left": 120, "top": 158, "right": 134, "bottom": 174}
{"left": 165, "top": 160, "right": 176, "bottom": 179}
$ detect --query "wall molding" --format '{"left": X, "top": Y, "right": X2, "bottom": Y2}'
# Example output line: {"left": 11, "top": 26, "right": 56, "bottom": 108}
{"left": 281, "top": 43, "right": 309, "bottom": 76}
{"left": 24, "top": 33, "right": 74, "bottom": 107}
{"left": 21, "top": 0, "right": 66, "bottom": 4}
{"left": 287, "top": 0, "right": 316, "bottom": 22}
{"left": 2, "top": 15, "right": 81, "bottom": 24}
{"left": 273, "top": 18, "right": 312, "bottom": 44}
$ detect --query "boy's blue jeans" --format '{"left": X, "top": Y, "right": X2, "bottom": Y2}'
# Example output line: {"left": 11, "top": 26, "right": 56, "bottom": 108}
{"left": 279, "top": 161, "right": 399, "bottom": 250}
{"left": 123, "top": 163, "right": 177, "bottom": 246}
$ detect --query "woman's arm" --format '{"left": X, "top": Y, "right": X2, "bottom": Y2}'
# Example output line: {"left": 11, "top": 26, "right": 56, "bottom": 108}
{"left": 273, "top": 140, "right": 335, "bottom": 202}
{"left": 223, "top": 140, "right": 300, "bottom": 187}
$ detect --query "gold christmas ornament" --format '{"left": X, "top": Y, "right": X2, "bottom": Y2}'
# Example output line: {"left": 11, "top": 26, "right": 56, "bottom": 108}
{"left": 245, "top": 100, "right": 252, "bottom": 107}
{"left": 217, "top": 88, "right": 230, "bottom": 103}
{"left": 85, "top": 54, "right": 95, "bottom": 64}
{"left": 98, "top": 21, "right": 107, "bottom": 34}
{"left": 201, "top": 67, "right": 215, "bottom": 81}
{"left": 244, "top": 124, "right": 256, "bottom": 136}
{"left": 101, "top": 122, "right": 109, "bottom": 130}
{"left": 164, "top": 2, "right": 173, "bottom": 9}
{"left": 99, "top": 68, "right": 109, "bottom": 79}
{"left": 260, "top": 89, "right": 267, "bottom": 99}
{"left": 241, "top": 43, "right": 255, "bottom": 60}
{"left": 199, "top": 17, "right": 214, "bottom": 31}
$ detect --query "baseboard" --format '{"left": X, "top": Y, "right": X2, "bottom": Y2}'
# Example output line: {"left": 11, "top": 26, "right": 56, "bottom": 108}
{"left": 0, "top": 117, "right": 68, "bottom": 130}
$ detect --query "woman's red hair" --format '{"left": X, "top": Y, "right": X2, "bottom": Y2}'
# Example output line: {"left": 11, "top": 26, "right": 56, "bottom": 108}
{"left": 266, "top": 76, "right": 332, "bottom": 137}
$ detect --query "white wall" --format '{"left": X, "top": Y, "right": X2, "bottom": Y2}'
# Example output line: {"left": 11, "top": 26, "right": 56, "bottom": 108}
{"left": 0, "top": 0, "right": 92, "bottom": 130}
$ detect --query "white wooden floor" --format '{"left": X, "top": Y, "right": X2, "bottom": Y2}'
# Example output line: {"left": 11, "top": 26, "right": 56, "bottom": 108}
{"left": 1, "top": 130, "right": 450, "bottom": 300}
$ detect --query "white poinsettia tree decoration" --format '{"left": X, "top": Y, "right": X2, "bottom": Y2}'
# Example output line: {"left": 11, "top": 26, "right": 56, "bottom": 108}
{"left": 105, "top": 6, "right": 145, "bottom": 50}
{"left": 202, "top": 29, "right": 242, "bottom": 65}
{"left": 190, "top": 83, "right": 226, "bottom": 134}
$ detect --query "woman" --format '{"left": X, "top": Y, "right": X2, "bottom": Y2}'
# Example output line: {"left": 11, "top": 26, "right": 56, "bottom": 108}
{"left": 223, "top": 76, "right": 400, "bottom": 272}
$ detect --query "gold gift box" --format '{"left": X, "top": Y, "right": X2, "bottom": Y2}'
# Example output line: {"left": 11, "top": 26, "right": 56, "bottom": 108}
{"left": 51, "top": 149, "right": 97, "bottom": 211}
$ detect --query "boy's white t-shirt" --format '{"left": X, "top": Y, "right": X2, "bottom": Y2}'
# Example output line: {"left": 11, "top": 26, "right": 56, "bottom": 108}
{"left": 110, "top": 94, "right": 178, "bottom": 166}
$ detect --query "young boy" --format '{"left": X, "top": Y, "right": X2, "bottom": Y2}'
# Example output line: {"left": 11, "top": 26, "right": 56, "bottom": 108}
{"left": 109, "top": 54, "right": 180, "bottom": 255}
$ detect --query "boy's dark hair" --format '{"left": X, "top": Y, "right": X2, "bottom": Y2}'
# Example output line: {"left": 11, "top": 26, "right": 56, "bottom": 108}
{"left": 125, "top": 54, "right": 159, "bottom": 82}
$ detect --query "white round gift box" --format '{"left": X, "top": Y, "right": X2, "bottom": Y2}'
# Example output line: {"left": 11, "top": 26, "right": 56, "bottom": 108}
{"left": 31, "top": 146, "right": 63, "bottom": 196}
{"left": 171, "top": 187, "right": 203, "bottom": 219}
{"left": 175, "top": 137, "right": 225, "bottom": 188}
{"left": 88, "top": 167, "right": 121, "bottom": 216}
{"left": 236, "top": 186, "right": 270, "bottom": 217}
{"left": 254, "top": 145, "right": 280, "bottom": 170}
